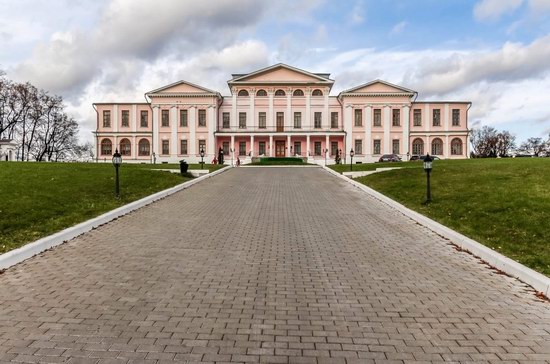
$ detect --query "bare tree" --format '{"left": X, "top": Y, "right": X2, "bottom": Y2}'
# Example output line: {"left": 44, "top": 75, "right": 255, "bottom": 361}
{"left": 519, "top": 137, "right": 547, "bottom": 157}
{"left": 495, "top": 131, "right": 516, "bottom": 157}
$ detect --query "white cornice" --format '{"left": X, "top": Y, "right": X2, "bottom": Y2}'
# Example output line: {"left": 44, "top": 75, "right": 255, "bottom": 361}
{"left": 148, "top": 93, "right": 219, "bottom": 98}
{"left": 340, "top": 92, "right": 415, "bottom": 97}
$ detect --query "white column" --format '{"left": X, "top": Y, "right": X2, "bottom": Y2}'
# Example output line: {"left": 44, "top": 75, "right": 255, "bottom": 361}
{"left": 364, "top": 106, "right": 372, "bottom": 156}
{"left": 152, "top": 106, "right": 160, "bottom": 156}
{"left": 189, "top": 106, "right": 196, "bottom": 158}
{"left": 344, "top": 104, "right": 353, "bottom": 160}
{"left": 170, "top": 106, "right": 178, "bottom": 156}
{"left": 306, "top": 134, "right": 311, "bottom": 157}
{"left": 249, "top": 89, "right": 255, "bottom": 130}
{"left": 445, "top": 135, "right": 450, "bottom": 159}
{"left": 305, "top": 88, "right": 311, "bottom": 130}
{"left": 287, "top": 88, "right": 292, "bottom": 130}
{"left": 268, "top": 89, "right": 274, "bottom": 131}
{"left": 231, "top": 88, "right": 237, "bottom": 130}
{"left": 424, "top": 103, "right": 430, "bottom": 132}
{"left": 269, "top": 135, "right": 273, "bottom": 157}
{"left": 113, "top": 105, "right": 119, "bottom": 133}
{"left": 466, "top": 133, "right": 471, "bottom": 158}
{"left": 403, "top": 106, "right": 410, "bottom": 158}
{"left": 444, "top": 103, "right": 449, "bottom": 130}
{"left": 231, "top": 135, "right": 235, "bottom": 163}
{"left": 208, "top": 105, "right": 215, "bottom": 158}
{"left": 323, "top": 88, "right": 329, "bottom": 130}
{"left": 132, "top": 104, "right": 137, "bottom": 132}
{"left": 383, "top": 105, "right": 391, "bottom": 154}
{"left": 133, "top": 135, "right": 137, "bottom": 159}
{"left": 287, "top": 135, "right": 291, "bottom": 157}
{"left": 251, "top": 135, "right": 255, "bottom": 157}
{"left": 325, "top": 134, "right": 329, "bottom": 156}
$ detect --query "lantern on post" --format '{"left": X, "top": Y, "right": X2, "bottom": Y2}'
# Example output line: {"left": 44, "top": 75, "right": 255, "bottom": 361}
{"left": 423, "top": 154, "right": 433, "bottom": 203}
{"left": 350, "top": 148, "right": 355, "bottom": 171}
{"left": 112, "top": 149, "right": 122, "bottom": 198}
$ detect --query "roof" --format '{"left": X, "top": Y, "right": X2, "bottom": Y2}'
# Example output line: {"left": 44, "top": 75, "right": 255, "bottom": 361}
{"left": 146, "top": 80, "right": 221, "bottom": 96}
{"left": 228, "top": 63, "right": 334, "bottom": 84}
{"left": 339, "top": 79, "right": 416, "bottom": 95}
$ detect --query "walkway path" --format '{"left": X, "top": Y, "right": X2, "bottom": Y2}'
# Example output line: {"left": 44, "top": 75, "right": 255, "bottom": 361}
{"left": 1, "top": 167, "right": 549, "bottom": 363}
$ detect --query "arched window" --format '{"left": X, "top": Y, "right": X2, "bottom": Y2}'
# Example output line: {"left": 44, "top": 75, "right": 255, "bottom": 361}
{"left": 237, "top": 89, "right": 249, "bottom": 97}
{"left": 293, "top": 89, "right": 304, "bottom": 96}
{"left": 256, "top": 89, "right": 267, "bottom": 97}
{"left": 138, "top": 139, "right": 150, "bottom": 156}
{"left": 101, "top": 139, "right": 112, "bottom": 155}
{"left": 431, "top": 138, "right": 443, "bottom": 155}
{"left": 119, "top": 138, "right": 131, "bottom": 156}
{"left": 274, "top": 89, "right": 286, "bottom": 97}
{"left": 412, "top": 138, "right": 424, "bottom": 155}
{"left": 312, "top": 89, "right": 323, "bottom": 96}
{"left": 451, "top": 138, "right": 463, "bottom": 155}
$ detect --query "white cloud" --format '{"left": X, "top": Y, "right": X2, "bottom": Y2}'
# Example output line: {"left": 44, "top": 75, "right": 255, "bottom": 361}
{"left": 529, "top": 0, "right": 550, "bottom": 12}
{"left": 350, "top": 0, "right": 365, "bottom": 25}
{"left": 390, "top": 21, "right": 407, "bottom": 35}
{"left": 474, "top": 0, "right": 523, "bottom": 21}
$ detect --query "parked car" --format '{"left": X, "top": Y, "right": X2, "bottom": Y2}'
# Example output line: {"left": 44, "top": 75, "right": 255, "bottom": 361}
{"left": 409, "top": 155, "right": 441, "bottom": 161}
{"left": 379, "top": 154, "right": 402, "bottom": 162}
{"left": 409, "top": 155, "right": 420, "bottom": 161}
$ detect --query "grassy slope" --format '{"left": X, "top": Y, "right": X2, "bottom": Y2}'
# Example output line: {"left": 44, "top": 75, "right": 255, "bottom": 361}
{"left": 329, "top": 161, "right": 417, "bottom": 173}
{"left": 0, "top": 162, "right": 194, "bottom": 254}
{"left": 355, "top": 158, "right": 550, "bottom": 276}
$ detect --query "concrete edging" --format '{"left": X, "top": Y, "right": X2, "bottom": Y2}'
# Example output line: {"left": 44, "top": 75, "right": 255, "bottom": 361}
{"left": 323, "top": 165, "right": 550, "bottom": 297}
{"left": 0, "top": 166, "right": 231, "bottom": 271}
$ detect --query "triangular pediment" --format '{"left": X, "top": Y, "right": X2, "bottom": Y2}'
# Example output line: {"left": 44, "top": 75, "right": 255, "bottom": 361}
{"left": 341, "top": 80, "right": 415, "bottom": 94}
{"left": 147, "top": 80, "right": 219, "bottom": 95}
{"left": 230, "top": 64, "right": 333, "bottom": 84}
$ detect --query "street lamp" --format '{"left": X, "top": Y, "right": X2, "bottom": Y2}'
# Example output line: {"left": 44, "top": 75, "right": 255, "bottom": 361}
{"left": 230, "top": 148, "right": 234, "bottom": 166}
{"left": 423, "top": 153, "right": 433, "bottom": 203}
{"left": 199, "top": 148, "right": 205, "bottom": 169}
{"left": 350, "top": 148, "right": 355, "bottom": 171}
{"left": 112, "top": 149, "right": 122, "bottom": 198}
{"left": 324, "top": 148, "right": 328, "bottom": 166}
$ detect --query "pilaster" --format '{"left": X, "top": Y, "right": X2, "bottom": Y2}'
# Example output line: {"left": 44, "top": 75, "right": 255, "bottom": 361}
{"left": 152, "top": 105, "right": 160, "bottom": 156}
{"left": 287, "top": 135, "right": 291, "bottom": 157}
{"left": 424, "top": 103, "right": 430, "bottom": 132}
{"left": 208, "top": 105, "right": 215, "bottom": 157}
{"left": 344, "top": 104, "right": 353, "bottom": 160}
{"left": 383, "top": 106, "right": 391, "bottom": 154}
{"left": 113, "top": 105, "right": 119, "bottom": 133}
{"left": 287, "top": 88, "right": 292, "bottom": 130}
{"left": 132, "top": 104, "right": 137, "bottom": 132}
{"left": 231, "top": 88, "right": 237, "bottom": 130}
{"left": 189, "top": 106, "right": 196, "bottom": 156}
{"left": 365, "top": 105, "right": 372, "bottom": 156}
{"left": 305, "top": 87, "right": 311, "bottom": 130}
{"left": 268, "top": 89, "right": 274, "bottom": 131}
{"left": 170, "top": 106, "right": 177, "bottom": 156}
{"left": 249, "top": 89, "right": 255, "bottom": 130}
{"left": 251, "top": 135, "right": 255, "bottom": 157}
{"left": 403, "top": 105, "right": 410, "bottom": 157}
{"left": 323, "top": 88, "right": 329, "bottom": 129}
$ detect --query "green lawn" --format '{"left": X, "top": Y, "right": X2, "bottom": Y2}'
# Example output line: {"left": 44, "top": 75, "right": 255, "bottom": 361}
{"left": 330, "top": 161, "right": 416, "bottom": 173}
{"left": 0, "top": 162, "right": 194, "bottom": 254}
{"left": 354, "top": 158, "right": 550, "bottom": 276}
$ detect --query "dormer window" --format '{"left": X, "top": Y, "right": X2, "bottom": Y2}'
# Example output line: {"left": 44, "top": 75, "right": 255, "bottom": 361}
{"left": 293, "top": 89, "right": 304, "bottom": 96}
{"left": 312, "top": 89, "right": 323, "bottom": 96}
{"left": 238, "top": 89, "right": 249, "bottom": 97}
{"left": 275, "top": 89, "right": 286, "bottom": 97}
{"left": 256, "top": 89, "right": 267, "bottom": 97}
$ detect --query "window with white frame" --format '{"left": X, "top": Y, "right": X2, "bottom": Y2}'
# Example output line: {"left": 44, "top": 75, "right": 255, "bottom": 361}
{"left": 373, "top": 109, "right": 381, "bottom": 126}
{"left": 258, "top": 112, "right": 266, "bottom": 129}
{"left": 431, "top": 138, "right": 443, "bottom": 155}
{"left": 162, "top": 140, "right": 169, "bottom": 155}
{"left": 180, "top": 140, "right": 188, "bottom": 155}
{"left": 331, "top": 112, "right": 338, "bottom": 128}
{"left": 354, "top": 139, "right": 362, "bottom": 154}
{"left": 103, "top": 110, "right": 111, "bottom": 128}
{"left": 314, "top": 141, "right": 322, "bottom": 155}
{"left": 121, "top": 110, "right": 129, "bottom": 127}
{"left": 161, "top": 110, "right": 169, "bottom": 127}
{"left": 412, "top": 138, "right": 424, "bottom": 155}
{"left": 180, "top": 109, "right": 188, "bottom": 127}
{"left": 392, "top": 139, "right": 400, "bottom": 154}
{"left": 239, "top": 112, "right": 246, "bottom": 129}
{"left": 413, "top": 109, "right": 422, "bottom": 126}
{"left": 452, "top": 109, "right": 460, "bottom": 126}
{"left": 294, "top": 112, "right": 302, "bottom": 128}
{"left": 314, "top": 112, "right": 322, "bottom": 128}
{"left": 294, "top": 141, "right": 301, "bottom": 156}
{"left": 198, "top": 109, "right": 206, "bottom": 127}
{"left": 373, "top": 139, "right": 381, "bottom": 154}
{"left": 392, "top": 109, "right": 400, "bottom": 126}
{"left": 140, "top": 110, "right": 148, "bottom": 127}
{"left": 433, "top": 109, "right": 441, "bottom": 126}
{"left": 239, "top": 141, "right": 246, "bottom": 156}
{"left": 354, "top": 109, "right": 362, "bottom": 127}
{"left": 451, "top": 138, "right": 463, "bottom": 155}
{"left": 222, "top": 112, "right": 230, "bottom": 129}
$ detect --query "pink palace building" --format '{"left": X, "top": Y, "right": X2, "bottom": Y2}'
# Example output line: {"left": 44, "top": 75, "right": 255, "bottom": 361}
{"left": 94, "top": 64, "right": 471, "bottom": 164}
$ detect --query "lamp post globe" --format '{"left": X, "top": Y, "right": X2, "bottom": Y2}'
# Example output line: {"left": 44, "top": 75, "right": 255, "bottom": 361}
{"left": 112, "top": 149, "right": 122, "bottom": 198}
{"left": 349, "top": 148, "right": 355, "bottom": 171}
{"left": 423, "top": 153, "right": 433, "bottom": 203}
{"left": 200, "top": 148, "right": 205, "bottom": 169}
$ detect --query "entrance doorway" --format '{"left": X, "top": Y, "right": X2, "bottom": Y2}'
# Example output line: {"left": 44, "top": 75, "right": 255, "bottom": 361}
{"left": 275, "top": 141, "right": 286, "bottom": 157}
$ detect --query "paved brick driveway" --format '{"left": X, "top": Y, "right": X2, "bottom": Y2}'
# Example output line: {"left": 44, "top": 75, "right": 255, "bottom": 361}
{"left": 1, "top": 167, "right": 549, "bottom": 364}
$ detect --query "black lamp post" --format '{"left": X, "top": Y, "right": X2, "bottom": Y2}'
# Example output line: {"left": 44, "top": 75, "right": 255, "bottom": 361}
{"left": 112, "top": 149, "right": 122, "bottom": 198}
{"left": 324, "top": 148, "right": 328, "bottom": 166}
{"left": 350, "top": 148, "right": 355, "bottom": 171}
{"left": 200, "top": 148, "right": 205, "bottom": 169}
{"left": 423, "top": 153, "right": 433, "bottom": 203}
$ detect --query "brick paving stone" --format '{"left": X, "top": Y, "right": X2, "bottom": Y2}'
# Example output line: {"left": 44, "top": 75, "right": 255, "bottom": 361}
{"left": 0, "top": 167, "right": 549, "bottom": 363}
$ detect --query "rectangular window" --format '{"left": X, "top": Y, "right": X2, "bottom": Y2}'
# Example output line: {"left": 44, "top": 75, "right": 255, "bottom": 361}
{"left": 392, "top": 139, "right": 400, "bottom": 154}
{"left": 314, "top": 141, "right": 322, "bottom": 156}
{"left": 354, "top": 109, "right": 362, "bottom": 127}
{"left": 413, "top": 109, "right": 422, "bottom": 126}
{"left": 222, "top": 141, "right": 229, "bottom": 156}
{"left": 103, "top": 110, "right": 111, "bottom": 127}
{"left": 259, "top": 141, "right": 266, "bottom": 156}
{"left": 180, "top": 110, "right": 188, "bottom": 127}
{"left": 276, "top": 112, "right": 284, "bottom": 132}
{"left": 314, "top": 112, "right": 322, "bottom": 129}
{"left": 258, "top": 112, "right": 266, "bottom": 129}
{"left": 452, "top": 109, "right": 460, "bottom": 126}
{"left": 392, "top": 109, "right": 400, "bottom": 126}
{"left": 161, "top": 110, "right": 169, "bottom": 127}
{"left": 222, "top": 112, "right": 230, "bottom": 129}
{"left": 121, "top": 110, "right": 129, "bottom": 127}
{"left": 294, "top": 141, "right": 301, "bottom": 156}
{"left": 294, "top": 112, "right": 302, "bottom": 128}
{"left": 239, "top": 112, "right": 246, "bottom": 129}
{"left": 373, "top": 139, "right": 381, "bottom": 155}
{"left": 373, "top": 109, "right": 382, "bottom": 126}
{"left": 239, "top": 141, "right": 246, "bottom": 156}
{"left": 354, "top": 139, "right": 363, "bottom": 155}
{"left": 140, "top": 110, "right": 148, "bottom": 127}
{"left": 180, "top": 140, "right": 188, "bottom": 155}
{"left": 198, "top": 109, "right": 206, "bottom": 127}
{"left": 331, "top": 112, "right": 338, "bottom": 128}
{"left": 162, "top": 140, "right": 169, "bottom": 155}
{"left": 433, "top": 109, "right": 441, "bottom": 126}
{"left": 198, "top": 140, "right": 206, "bottom": 154}
{"left": 331, "top": 141, "right": 338, "bottom": 156}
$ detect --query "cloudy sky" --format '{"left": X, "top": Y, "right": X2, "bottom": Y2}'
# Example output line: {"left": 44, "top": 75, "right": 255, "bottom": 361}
{"left": 1, "top": 0, "right": 550, "bottom": 144}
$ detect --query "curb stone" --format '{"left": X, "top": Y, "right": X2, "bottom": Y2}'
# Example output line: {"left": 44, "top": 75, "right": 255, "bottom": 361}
{"left": 0, "top": 166, "right": 231, "bottom": 270}
{"left": 323, "top": 165, "right": 550, "bottom": 298}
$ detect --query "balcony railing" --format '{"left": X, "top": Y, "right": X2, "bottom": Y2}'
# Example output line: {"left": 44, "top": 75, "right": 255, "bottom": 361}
{"left": 216, "top": 125, "right": 344, "bottom": 133}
